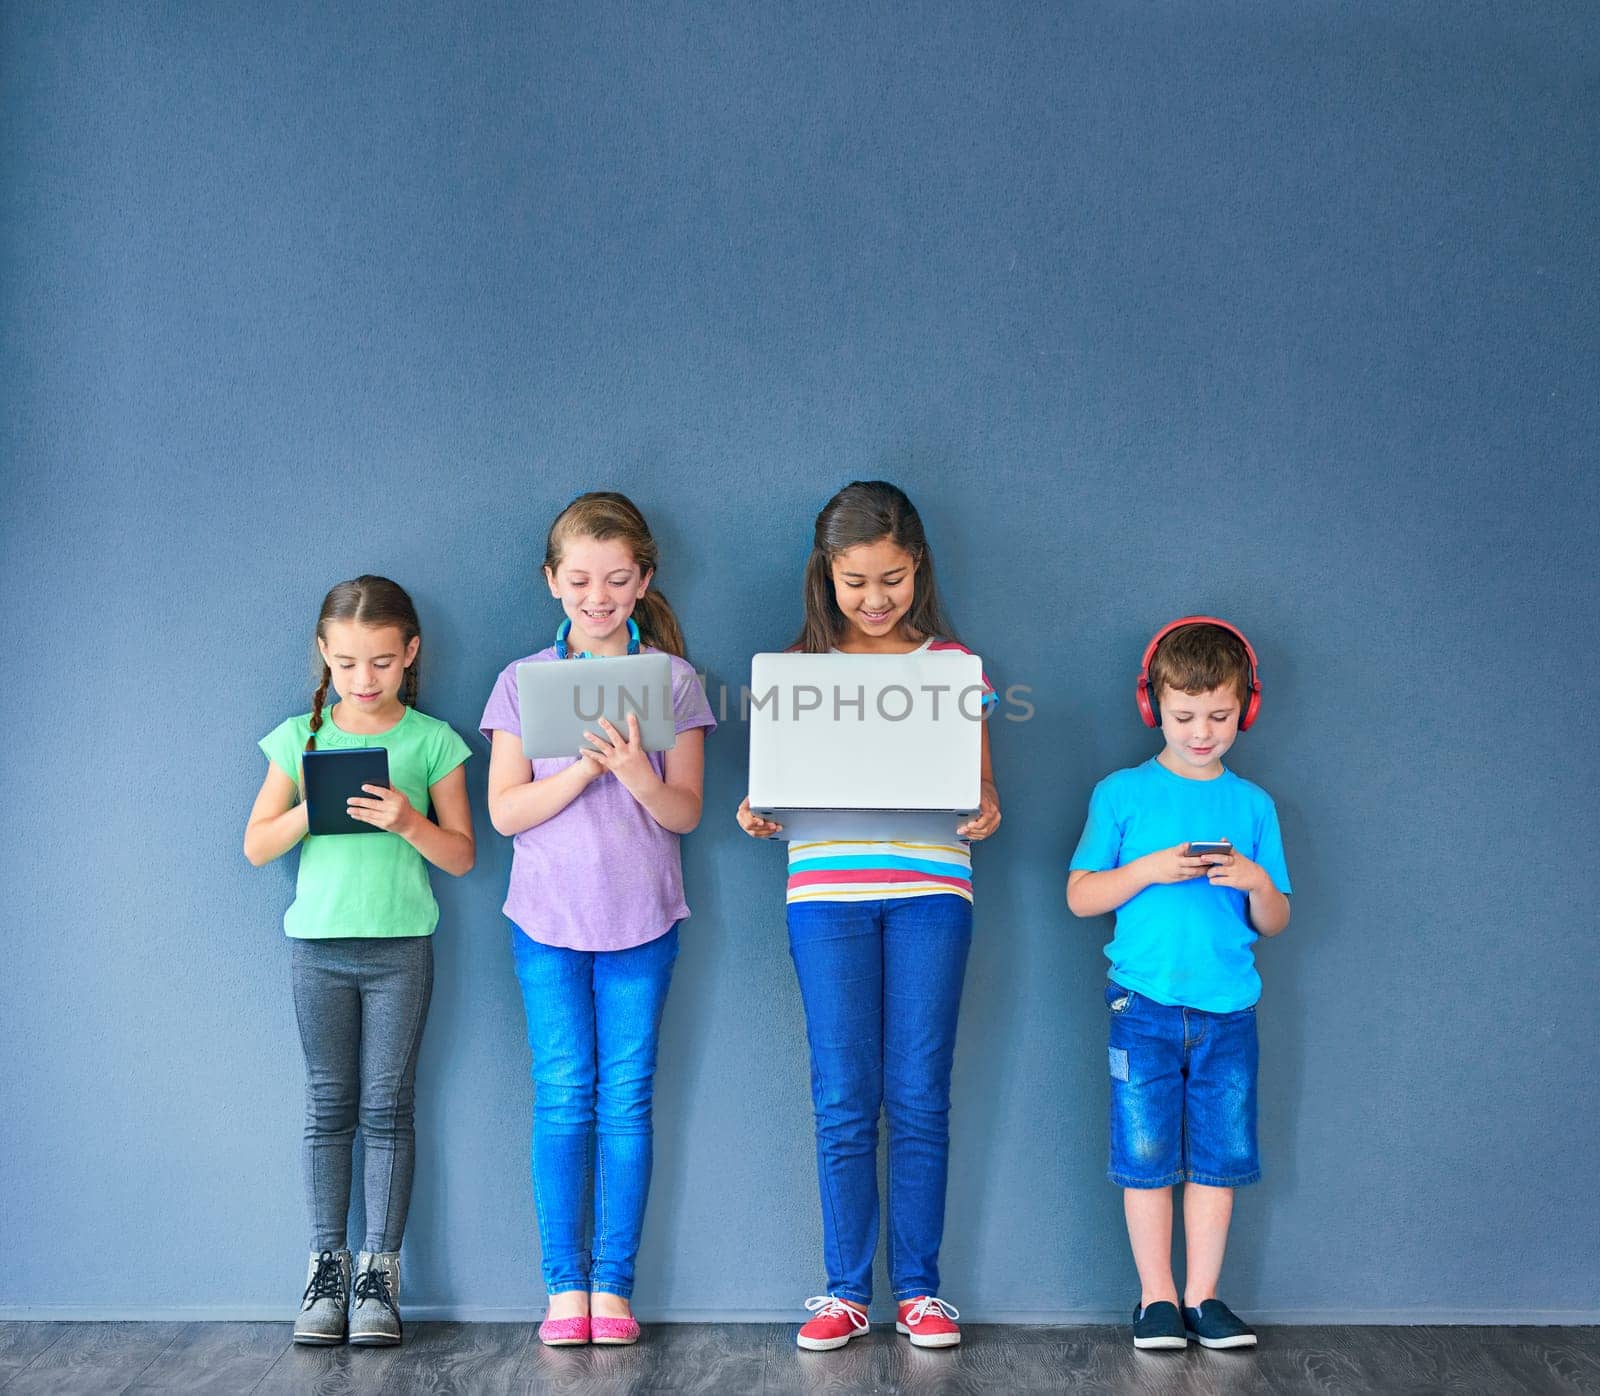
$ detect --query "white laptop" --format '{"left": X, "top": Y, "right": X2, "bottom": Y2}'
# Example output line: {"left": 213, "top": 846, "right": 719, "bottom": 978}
{"left": 517, "top": 652, "right": 677, "bottom": 760}
{"left": 747, "top": 649, "right": 984, "bottom": 842}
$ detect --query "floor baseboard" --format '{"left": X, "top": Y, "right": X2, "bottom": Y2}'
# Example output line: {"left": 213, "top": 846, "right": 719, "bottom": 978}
{"left": 0, "top": 1306, "right": 1595, "bottom": 1325}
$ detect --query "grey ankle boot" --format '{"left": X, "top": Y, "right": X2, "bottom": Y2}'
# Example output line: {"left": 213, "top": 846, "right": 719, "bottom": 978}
{"left": 349, "top": 1250, "right": 403, "bottom": 1346}
{"left": 293, "top": 1248, "right": 351, "bottom": 1345}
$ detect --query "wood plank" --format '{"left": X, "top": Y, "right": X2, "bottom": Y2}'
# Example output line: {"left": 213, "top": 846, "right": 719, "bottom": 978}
{"left": 1469, "top": 1326, "right": 1600, "bottom": 1393}
{"left": 0, "top": 1326, "right": 68, "bottom": 1388}
{"left": 984, "top": 1330, "right": 1224, "bottom": 1396}
{"left": 760, "top": 1318, "right": 895, "bottom": 1396}
{"left": 248, "top": 1326, "right": 406, "bottom": 1396}
{"left": 890, "top": 1324, "right": 1100, "bottom": 1396}
{"left": 512, "top": 1321, "right": 770, "bottom": 1396}
{"left": 1452, "top": 1330, "right": 1600, "bottom": 1396}
{"left": 612, "top": 1321, "right": 767, "bottom": 1395}
{"left": 338, "top": 1322, "right": 535, "bottom": 1396}
{"left": 940, "top": 1324, "right": 1205, "bottom": 1396}
{"left": 1265, "top": 1324, "right": 1556, "bottom": 1395}
{"left": 0, "top": 1319, "right": 1595, "bottom": 1395}
{"left": 123, "top": 1323, "right": 287, "bottom": 1395}
{"left": 1248, "top": 1325, "right": 1376, "bottom": 1396}
{"left": 2, "top": 1323, "right": 183, "bottom": 1396}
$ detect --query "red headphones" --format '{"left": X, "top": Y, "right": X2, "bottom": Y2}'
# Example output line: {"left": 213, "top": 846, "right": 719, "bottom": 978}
{"left": 1136, "top": 616, "right": 1262, "bottom": 731}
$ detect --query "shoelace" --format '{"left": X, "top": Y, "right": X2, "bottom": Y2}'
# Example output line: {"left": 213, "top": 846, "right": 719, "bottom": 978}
{"left": 902, "top": 1296, "right": 960, "bottom": 1325}
{"left": 804, "top": 1296, "right": 870, "bottom": 1333}
{"left": 353, "top": 1264, "right": 399, "bottom": 1319}
{"left": 301, "top": 1251, "right": 346, "bottom": 1308}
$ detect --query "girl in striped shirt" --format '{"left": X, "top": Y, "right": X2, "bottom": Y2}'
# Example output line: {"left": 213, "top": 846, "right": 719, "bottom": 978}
{"left": 737, "top": 480, "right": 1000, "bottom": 1352}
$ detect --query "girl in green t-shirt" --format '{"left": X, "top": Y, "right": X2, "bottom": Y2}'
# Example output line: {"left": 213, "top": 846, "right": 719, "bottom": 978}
{"left": 245, "top": 576, "right": 474, "bottom": 1349}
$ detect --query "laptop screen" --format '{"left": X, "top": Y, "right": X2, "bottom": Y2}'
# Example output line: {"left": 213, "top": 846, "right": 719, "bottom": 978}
{"left": 747, "top": 650, "right": 984, "bottom": 812}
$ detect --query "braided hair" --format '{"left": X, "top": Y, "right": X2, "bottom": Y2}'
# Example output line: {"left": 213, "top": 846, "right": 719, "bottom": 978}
{"left": 305, "top": 576, "right": 422, "bottom": 752}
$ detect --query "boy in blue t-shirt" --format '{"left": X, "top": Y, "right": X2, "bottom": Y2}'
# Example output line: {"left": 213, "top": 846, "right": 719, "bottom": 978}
{"left": 1067, "top": 618, "right": 1292, "bottom": 1354}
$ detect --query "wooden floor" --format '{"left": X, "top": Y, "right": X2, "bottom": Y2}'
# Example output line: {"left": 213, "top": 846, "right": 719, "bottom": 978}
{"left": 1, "top": 1320, "right": 1597, "bottom": 1394}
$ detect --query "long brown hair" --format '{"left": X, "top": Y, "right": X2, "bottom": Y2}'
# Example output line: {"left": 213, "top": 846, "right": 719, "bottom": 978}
{"left": 543, "top": 491, "right": 687, "bottom": 658}
{"left": 305, "top": 576, "right": 422, "bottom": 751}
{"left": 791, "top": 481, "right": 961, "bottom": 653}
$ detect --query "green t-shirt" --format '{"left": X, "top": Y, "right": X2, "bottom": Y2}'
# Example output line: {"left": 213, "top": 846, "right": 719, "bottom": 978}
{"left": 258, "top": 705, "right": 473, "bottom": 939}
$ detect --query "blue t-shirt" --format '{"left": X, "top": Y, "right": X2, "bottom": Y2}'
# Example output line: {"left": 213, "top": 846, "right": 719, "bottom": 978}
{"left": 1069, "top": 757, "right": 1292, "bottom": 1012}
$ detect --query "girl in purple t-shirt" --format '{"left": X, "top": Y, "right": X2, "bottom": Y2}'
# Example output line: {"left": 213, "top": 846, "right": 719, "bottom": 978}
{"left": 480, "top": 492, "right": 715, "bottom": 1348}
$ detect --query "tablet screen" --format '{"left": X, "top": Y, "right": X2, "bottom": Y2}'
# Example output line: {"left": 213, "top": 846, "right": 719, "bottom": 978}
{"left": 302, "top": 747, "right": 392, "bottom": 836}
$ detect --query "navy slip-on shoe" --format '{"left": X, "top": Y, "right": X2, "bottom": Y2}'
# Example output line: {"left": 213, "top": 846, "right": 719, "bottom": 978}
{"left": 1183, "top": 1299, "right": 1258, "bottom": 1349}
{"left": 1131, "top": 1300, "right": 1188, "bottom": 1350}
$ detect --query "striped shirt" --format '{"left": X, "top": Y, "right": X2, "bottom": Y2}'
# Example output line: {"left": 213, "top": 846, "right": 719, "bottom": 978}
{"left": 784, "top": 640, "right": 995, "bottom": 905}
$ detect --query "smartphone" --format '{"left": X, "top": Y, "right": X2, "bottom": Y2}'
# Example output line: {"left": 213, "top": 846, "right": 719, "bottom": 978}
{"left": 1186, "top": 840, "right": 1233, "bottom": 858}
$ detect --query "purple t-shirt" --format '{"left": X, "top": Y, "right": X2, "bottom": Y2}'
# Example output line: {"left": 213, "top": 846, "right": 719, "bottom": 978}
{"left": 480, "top": 645, "right": 716, "bottom": 951}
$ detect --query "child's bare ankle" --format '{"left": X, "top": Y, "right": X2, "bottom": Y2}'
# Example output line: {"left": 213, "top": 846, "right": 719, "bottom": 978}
{"left": 590, "top": 1292, "right": 633, "bottom": 1319}
{"left": 545, "top": 1290, "right": 589, "bottom": 1320}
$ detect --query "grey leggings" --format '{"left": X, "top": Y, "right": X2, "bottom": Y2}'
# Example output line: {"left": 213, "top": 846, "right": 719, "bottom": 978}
{"left": 291, "top": 935, "right": 433, "bottom": 1253}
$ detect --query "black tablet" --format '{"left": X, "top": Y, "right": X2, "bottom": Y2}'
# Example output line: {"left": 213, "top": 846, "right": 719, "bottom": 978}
{"left": 302, "top": 747, "right": 391, "bottom": 836}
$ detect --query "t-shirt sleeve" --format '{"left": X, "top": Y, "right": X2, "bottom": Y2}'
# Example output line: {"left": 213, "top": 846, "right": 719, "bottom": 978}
{"left": 1252, "top": 796, "right": 1293, "bottom": 895}
{"left": 258, "top": 717, "right": 305, "bottom": 785}
{"left": 672, "top": 660, "right": 717, "bottom": 735}
{"left": 479, "top": 665, "right": 521, "bottom": 744}
{"left": 426, "top": 720, "right": 473, "bottom": 786}
{"left": 976, "top": 662, "right": 998, "bottom": 716}
{"left": 1069, "top": 777, "right": 1124, "bottom": 872}
{"left": 931, "top": 640, "right": 998, "bottom": 715}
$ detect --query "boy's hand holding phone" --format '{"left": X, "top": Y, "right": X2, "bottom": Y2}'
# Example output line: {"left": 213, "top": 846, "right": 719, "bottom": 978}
{"left": 1203, "top": 851, "right": 1273, "bottom": 896}
{"left": 1142, "top": 843, "right": 1215, "bottom": 885}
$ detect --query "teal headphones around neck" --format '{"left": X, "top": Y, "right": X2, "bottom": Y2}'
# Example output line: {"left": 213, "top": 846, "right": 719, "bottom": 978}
{"left": 555, "top": 615, "right": 641, "bottom": 659}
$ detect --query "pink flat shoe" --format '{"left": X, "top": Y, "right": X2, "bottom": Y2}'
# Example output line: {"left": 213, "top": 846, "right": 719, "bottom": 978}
{"left": 538, "top": 1314, "right": 591, "bottom": 1347}
{"left": 591, "top": 1315, "right": 641, "bottom": 1346}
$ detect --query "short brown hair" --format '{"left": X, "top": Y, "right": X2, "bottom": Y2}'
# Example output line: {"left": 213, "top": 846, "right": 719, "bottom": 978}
{"left": 1148, "top": 622, "right": 1252, "bottom": 708}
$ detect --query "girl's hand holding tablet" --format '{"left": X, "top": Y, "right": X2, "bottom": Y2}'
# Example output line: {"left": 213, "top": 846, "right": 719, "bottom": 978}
{"left": 579, "top": 714, "right": 656, "bottom": 791}
{"left": 346, "top": 782, "right": 419, "bottom": 836}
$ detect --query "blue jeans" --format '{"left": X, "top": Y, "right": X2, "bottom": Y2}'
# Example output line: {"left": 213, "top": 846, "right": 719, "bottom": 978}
{"left": 786, "top": 894, "right": 973, "bottom": 1304}
{"left": 1105, "top": 981, "right": 1261, "bottom": 1189}
{"left": 510, "top": 923, "right": 678, "bottom": 1298}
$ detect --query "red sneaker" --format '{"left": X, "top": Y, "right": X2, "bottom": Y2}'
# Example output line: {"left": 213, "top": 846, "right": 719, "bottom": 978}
{"left": 796, "top": 1296, "right": 870, "bottom": 1351}
{"left": 896, "top": 1296, "right": 961, "bottom": 1348}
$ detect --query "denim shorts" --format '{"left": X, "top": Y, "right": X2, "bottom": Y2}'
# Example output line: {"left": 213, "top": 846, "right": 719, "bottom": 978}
{"left": 1105, "top": 981, "right": 1260, "bottom": 1189}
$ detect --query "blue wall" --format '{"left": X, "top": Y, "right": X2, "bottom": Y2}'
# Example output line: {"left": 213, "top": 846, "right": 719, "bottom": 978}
{"left": 2, "top": 2, "right": 1596, "bottom": 1321}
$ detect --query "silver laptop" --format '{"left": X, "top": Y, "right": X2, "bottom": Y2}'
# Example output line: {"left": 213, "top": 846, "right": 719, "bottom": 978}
{"left": 517, "top": 652, "right": 678, "bottom": 760}
{"left": 747, "top": 650, "right": 984, "bottom": 841}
